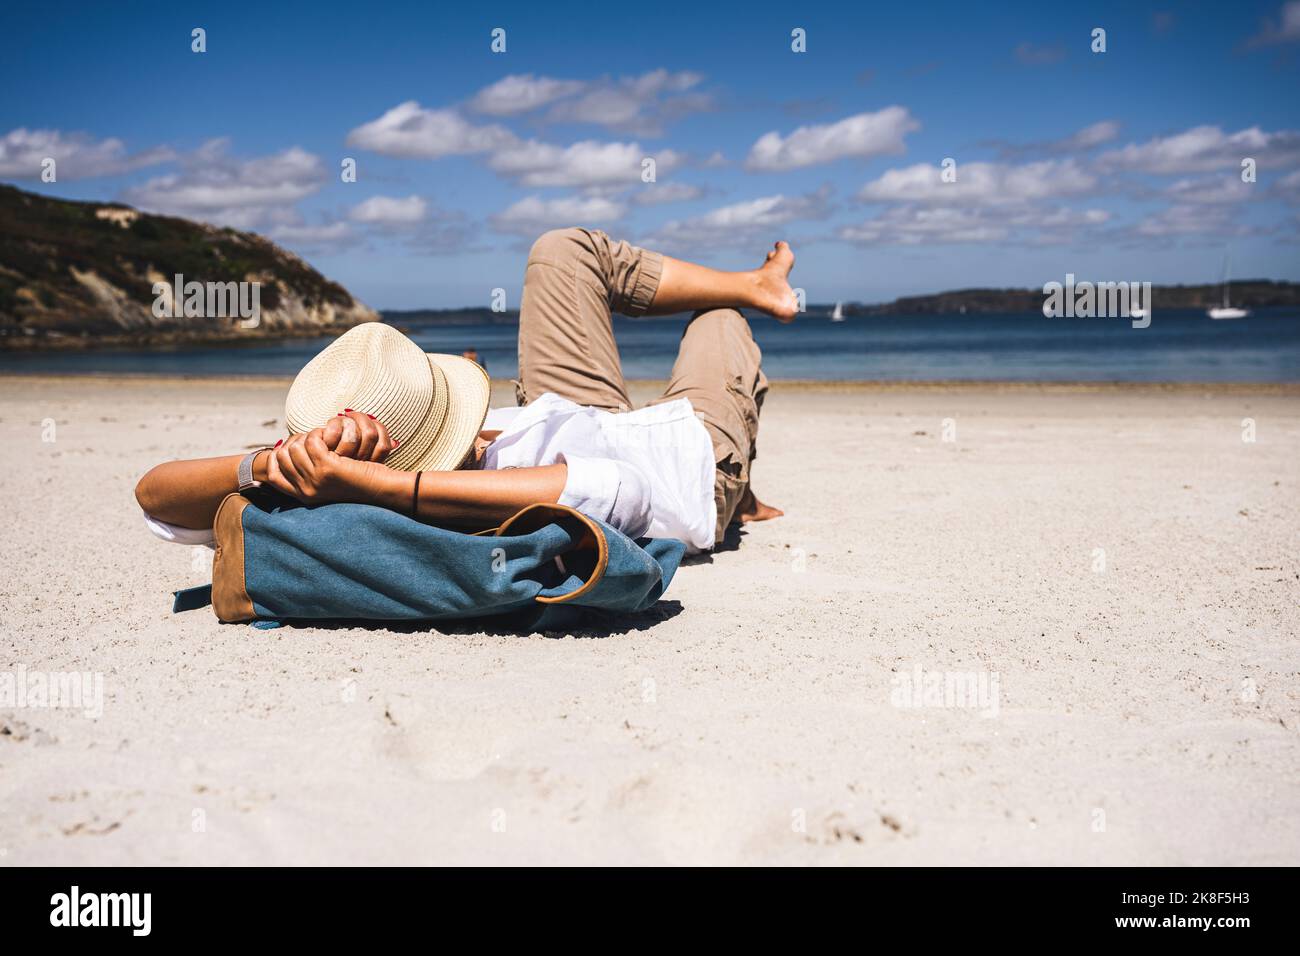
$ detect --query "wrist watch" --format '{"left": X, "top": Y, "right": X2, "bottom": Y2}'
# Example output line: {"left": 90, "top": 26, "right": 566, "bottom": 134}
{"left": 238, "top": 447, "right": 272, "bottom": 492}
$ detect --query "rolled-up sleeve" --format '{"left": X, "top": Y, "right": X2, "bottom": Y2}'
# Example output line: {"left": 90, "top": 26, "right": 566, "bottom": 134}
{"left": 557, "top": 454, "right": 653, "bottom": 539}
{"left": 621, "top": 245, "right": 662, "bottom": 317}
{"left": 601, "top": 231, "right": 663, "bottom": 317}
{"left": 143, "top": 512, "right": 216, "bottom": 547}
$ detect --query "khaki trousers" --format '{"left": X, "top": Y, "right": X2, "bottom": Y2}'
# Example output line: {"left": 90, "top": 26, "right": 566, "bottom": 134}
{"left": 515, "top": 228, "right": 768, "bottom": 543}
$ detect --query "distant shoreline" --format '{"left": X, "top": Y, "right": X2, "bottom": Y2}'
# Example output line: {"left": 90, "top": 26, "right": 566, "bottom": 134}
{"left": 380, "top": 279, "right": 1300, "bottom": 323}
{"left": 0, "top": 324, "right": 354, "bottom": 354}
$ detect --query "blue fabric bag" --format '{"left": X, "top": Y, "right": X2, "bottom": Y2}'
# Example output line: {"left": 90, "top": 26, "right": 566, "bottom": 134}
{"left": 173, "top": 492, "right": 685, "bottom": 630}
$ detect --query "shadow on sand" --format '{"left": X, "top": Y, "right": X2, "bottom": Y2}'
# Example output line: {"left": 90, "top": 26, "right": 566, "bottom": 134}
{"left": 237, "top": 599, "right": 686, "bottom": 639}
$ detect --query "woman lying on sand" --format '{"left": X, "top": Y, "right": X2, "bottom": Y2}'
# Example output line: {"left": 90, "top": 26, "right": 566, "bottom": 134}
{"left": 135, "top": 228, "right": 795, "bottom": 553}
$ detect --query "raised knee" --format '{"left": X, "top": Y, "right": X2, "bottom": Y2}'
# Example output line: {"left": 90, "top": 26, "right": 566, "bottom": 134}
{"left": 528, "top": 227, "right": 591, "bottom": 264}
{"left": 685, "top": 307, "right": 761, "bottom": 370}
{"left": 692, "top": 307, "right": 746, "bottom": 323}
{"left": 689, "top": 307, "right": 750, "bottom": 337}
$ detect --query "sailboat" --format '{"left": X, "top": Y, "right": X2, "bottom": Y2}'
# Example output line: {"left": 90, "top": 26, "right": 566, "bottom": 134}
{"left": 1208, "top": 253, "right": 1250, "bottom": 320}
{"left": 830, "top": 301, "right": 845, "bottom": 322}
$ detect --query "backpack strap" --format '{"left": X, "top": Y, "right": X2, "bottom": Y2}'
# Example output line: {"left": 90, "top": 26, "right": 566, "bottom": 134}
{"left": 172, "top": 584, "right": 213, "bottom": 612}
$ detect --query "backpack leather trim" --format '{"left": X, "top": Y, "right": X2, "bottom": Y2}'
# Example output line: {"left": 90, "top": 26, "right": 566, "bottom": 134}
{"left": 211, "top": 493, "right": 256, "bottom": 622}
{"left": 496, "top": 503, "right": 608, "bottom": 605}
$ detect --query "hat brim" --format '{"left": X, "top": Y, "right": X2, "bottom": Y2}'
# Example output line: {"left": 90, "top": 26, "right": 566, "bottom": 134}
{"left": 392, "top": 353, "right": 490, "bottom": 472}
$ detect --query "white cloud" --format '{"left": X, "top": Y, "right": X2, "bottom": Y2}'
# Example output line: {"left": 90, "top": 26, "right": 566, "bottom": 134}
{"left": 642, "top": 188, "right": 831, "bottom": 249}
{"left": 346, "top": 97, "right": 693, "bottom": 190}
{"left": 858, "top": 158, "right": 1099, "bottom": 205}
{"left": 686, "top": 191, "right": 828, "bottom": 228}
{"left": 345, "top": 101, "right": 516, "bottom": 159}
{"left": 1097, "top": 124, "right": 1300, "bottom": 174}
{"left": 840, "top": 206, "right": 1011, "bottom": 245}
{"left": 1274, "top": 169, "right": 1300, "bottom": 202}
{"left": 1065, "top": 120, "right": 1122, "bottom": 150}
{"left": 0, "top": 127, "right": 173, "bottom": 179}
{"left": 1131, "top": 204, "right": 1247, "bottom": 238}
{"left": 745, "top": 107, "right": 919, "bottom": 172}
{"left": 488, "top": 139, "right": 682, "bottom": 187}
{"left": 122, "top": 140, "right": 325, "bottom": 229}
{"left": 1015, "top": 206, "right": 1111, "bottom": 228}
{"left": 270, "top": 221, "right": 355, "bottom": 251}
{"left": 278, "top": 198, "right": 472, "bottom": 253}
{"left": 274, "top": 221, "right": 353, "bottom": 241}
{"left": 1245, "top": 1, "right": 1300, "bottom": 47}
{"left": 990, "top": 121, "right": 1120, "bottom": 159}
{"left": 546, "top": 69, "right": 709, "bottom": 134}
{"left": 469, "top": 74, "right": 585, "bottom": 116}
{"left": 349, "top": 194, "right": 428, "bottom": 224}
{"left": 466, "top": 69, "right": 709, "bottom": 135}
{"left": 1161, "top": 175, "right": 1255, "bottom": 204}
{"left": 838, "top": 204, "right": 1109, "bottom": 246}
{"left": 490, "top": 195, "right": 626, "bottom": 235}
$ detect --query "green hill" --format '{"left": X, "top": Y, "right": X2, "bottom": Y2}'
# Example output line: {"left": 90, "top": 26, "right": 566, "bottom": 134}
{"left": 850, "top": 281, "right": 1300, "bottom": 316}
{"left": 0, "top": 183, "right": 377, "bottom": 349}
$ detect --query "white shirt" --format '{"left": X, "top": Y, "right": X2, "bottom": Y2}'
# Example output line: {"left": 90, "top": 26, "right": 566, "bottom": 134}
{"left": 143, "top": 392, "right": 717, "bottom": 552}
{"left": 485, "top": 393, "right": 717, "bottom": 551}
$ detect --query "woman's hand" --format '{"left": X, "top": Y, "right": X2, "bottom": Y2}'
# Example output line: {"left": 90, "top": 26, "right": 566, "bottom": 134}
{"left": 135, "top": 411, "right": 399, "bottom": 529}
{"left": 264, "top": 430, "right": 392, "bottom": 504}
{"left": 261, "top": 410, "right": 397, "bottom": 503}
{"left": 319, "top": 409, "right": 397, "bottom": 461}
{"left": 466, "top": 429, "right": 501, "bottom": 470}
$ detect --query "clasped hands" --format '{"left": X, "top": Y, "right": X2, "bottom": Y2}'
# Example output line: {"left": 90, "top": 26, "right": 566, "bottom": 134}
{"left": 260, "top": 409, "right": 397, "bottom": 504}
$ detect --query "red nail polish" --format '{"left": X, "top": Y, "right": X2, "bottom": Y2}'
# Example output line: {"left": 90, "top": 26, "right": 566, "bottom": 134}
{"left": 274, "top": 439, "right": 283, "bottom": 448}
{"left": 344, "top": 408, "right": 353, "bottom": 413}
{"left": 367, "top": 414, "right": 376, "bottom": 420}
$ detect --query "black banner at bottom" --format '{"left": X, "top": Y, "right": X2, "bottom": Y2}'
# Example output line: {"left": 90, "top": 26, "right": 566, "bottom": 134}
{"left": 0, "top": 866, "right": 1288, "bottom": 942}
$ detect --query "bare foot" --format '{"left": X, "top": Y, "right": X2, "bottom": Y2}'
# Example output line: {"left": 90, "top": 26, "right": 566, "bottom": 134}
{"left": 749, "top": 241, "right": 798, "bottom": 322}
{"left": 735, "top": 485, "right": 784, "bottom": 524}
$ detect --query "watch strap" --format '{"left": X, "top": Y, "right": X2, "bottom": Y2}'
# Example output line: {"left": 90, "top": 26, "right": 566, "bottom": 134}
{"left": 238, "top": 447, "right": 271, "bottom": 491}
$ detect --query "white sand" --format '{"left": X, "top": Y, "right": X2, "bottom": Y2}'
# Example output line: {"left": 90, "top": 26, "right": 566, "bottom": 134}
{"left": 1, "top": 375, "right": 1297, "bottom": 865}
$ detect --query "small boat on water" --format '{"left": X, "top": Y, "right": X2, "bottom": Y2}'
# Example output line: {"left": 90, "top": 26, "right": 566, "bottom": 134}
{"left": 830, "top": 301, "right": 845, "bottom": 322}
{"left": 1208, "top": 253, "right": 1250, "bottom": 320}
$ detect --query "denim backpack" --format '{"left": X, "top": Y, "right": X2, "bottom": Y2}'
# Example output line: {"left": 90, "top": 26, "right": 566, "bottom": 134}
{"left": 172, "top": 492, "right": 685, "bottom": 630}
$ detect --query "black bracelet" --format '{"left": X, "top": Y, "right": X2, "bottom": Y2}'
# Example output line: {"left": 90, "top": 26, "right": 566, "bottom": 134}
{"left": 411, "top": 471, "right": 422, "bottom": 519}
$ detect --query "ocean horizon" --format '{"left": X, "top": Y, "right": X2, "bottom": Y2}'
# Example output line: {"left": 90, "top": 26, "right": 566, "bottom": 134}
{"left": 2, "top": 309, "right": 1298, "bottom": 382}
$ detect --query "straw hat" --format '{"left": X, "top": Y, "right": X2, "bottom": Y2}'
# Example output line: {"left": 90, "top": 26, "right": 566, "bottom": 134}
{"left": 284, "top": 322, "right": 489, "bottom": 472}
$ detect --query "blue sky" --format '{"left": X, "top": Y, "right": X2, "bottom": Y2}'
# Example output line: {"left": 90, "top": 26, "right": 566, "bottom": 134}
{"left": 2, "top": 0, "right": 1299, "bottom": 309}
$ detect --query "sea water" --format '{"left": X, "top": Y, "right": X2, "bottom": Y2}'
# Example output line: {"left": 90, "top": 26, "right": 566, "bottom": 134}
{"left": 2, "top": 310, "right": 1297, "bottom": 382}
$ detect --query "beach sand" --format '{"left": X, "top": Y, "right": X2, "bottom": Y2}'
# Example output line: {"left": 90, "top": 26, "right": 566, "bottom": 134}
{"left": 2, "top": 375, "right": 1297, "bottom": 865}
